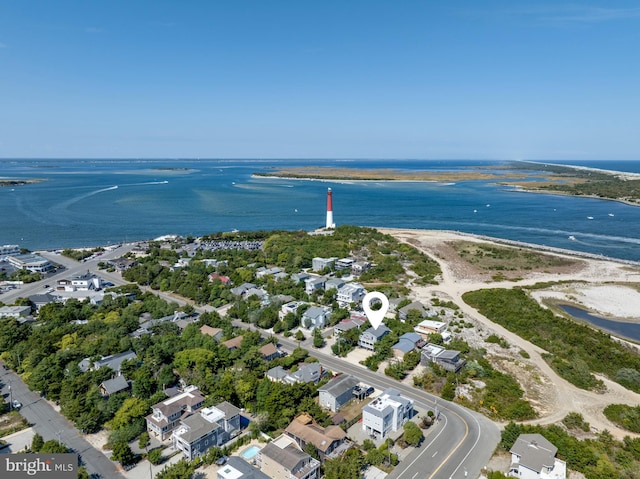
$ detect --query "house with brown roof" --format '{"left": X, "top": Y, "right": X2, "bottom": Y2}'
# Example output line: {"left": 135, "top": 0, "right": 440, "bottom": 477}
{"left": 222, "top": 335, "right": 244, "bottom": 351}
{"left": 146, "top": 385, "right": 206, "bottom": 440}
{"left": 209, "top": 273, "right": 232, "bottom": 285}
{"left": 200, "top": 325, "right": 223, "bottom": 342}
{"left": 259, "top": 343, "right": 282, "bottom": 361}
{"left": 284, "top": 414, "right": 352, "bottom": 462}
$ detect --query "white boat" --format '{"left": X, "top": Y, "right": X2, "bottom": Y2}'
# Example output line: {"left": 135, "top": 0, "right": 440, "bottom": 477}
{"left": 568, "top": 235, "right": 576, "bottom": 241}
{"left": 587, "top": 216, "right": 594, "bottom": 220}
{"left": 608, "top": 213, "right": 615, "bottom": 217}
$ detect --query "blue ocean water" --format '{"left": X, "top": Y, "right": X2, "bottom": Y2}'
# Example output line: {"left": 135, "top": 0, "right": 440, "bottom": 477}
{"left": 2, "top": 158, "right": 640, "bottom": 262}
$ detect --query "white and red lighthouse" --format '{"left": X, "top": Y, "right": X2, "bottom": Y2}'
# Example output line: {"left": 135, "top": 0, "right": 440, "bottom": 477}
{"left": 325, "top": 188, "right": 335, "bottom": 229}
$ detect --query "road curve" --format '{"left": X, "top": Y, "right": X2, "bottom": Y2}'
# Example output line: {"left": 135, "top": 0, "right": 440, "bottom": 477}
{"left": 276, "top": 334, "right": 500, "bottom": 479}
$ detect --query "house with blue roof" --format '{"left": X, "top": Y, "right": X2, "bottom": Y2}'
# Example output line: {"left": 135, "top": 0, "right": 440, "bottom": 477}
{"left": 391, "top": 332, "right": 424, "bottom": 358}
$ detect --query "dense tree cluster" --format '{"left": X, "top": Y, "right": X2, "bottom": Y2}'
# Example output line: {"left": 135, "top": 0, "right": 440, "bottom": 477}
{"left": 0, "top": 290, "right": 330, "bottom": 448}
{"left": 463, "top": 288, "right": 640, "bottom": 393}
{"left": 121, "top": 227, "right": 440, "bottom": 311}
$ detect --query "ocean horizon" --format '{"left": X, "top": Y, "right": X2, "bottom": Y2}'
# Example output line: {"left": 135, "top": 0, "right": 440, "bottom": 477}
{"left": 2, "top": 158, "right": 640, "bottom": 262}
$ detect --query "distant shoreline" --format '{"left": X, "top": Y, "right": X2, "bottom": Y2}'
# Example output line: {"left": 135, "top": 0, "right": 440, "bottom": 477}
{"left": 0, "top": 178, "right": 45, "bottom": 187}
{"left": 254, "top": 162, "right": 640, "bottom": 206}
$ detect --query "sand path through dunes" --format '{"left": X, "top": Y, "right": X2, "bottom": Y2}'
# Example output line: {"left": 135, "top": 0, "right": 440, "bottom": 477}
{"left": 381, "top": 228, "right": 640, "bottom": 439}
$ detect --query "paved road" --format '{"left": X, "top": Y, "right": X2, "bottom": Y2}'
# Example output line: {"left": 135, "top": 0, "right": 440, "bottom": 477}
{"left": 1, "top": 365, "right": 123, "bottom": 478}
{"left": 236, "top": 321, "right": 501, "bottom": 479}
{"left": 2, "top": 245, "right": 500, "bottom": 478}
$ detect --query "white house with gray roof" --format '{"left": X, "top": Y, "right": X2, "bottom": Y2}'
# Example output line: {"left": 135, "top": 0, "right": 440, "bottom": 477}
{"left": 305, "top": 277, "right": 326, "bottom": 295}
{"left": 78, "top": 350, "right": 137, "bottom": 374}
{"left": 312, "top": 257, "right": 337, "bottom": 272}
{"left": 336, "top": 283, "right": 366, "bottom": 307}
{"left": 362, "top": 388, "right": 413, "bottom": 439}
{"left": 146, "top": 385, "right": 205, "bottom": 440}
{"left": 421, "top": 343, "right": 466, "bottom": 373}
{"left": 0, "top": 305, "right": 31, "bottom": 319}
{"left": 358, "top": 325, "right": 390, "bottom": 351}
{"left": 218, "top": 457, "right": 270, "bottom": 479}
{"left": 267, "top": 363, "right": 325, "bottom": 385}
{"left": 508, "top": 434, "right": 566, "bottom": 479}
{"left": 318, "top": 374, "right": 360, "bottom": 412}
{"left": 301, "top": 306, "right": 331, "bottom": 329}
{"left": 324, "top": 278, "right": 345, "bottom": 291}
{"left": 172, "top": 401, "right": 241, "bottom": 460}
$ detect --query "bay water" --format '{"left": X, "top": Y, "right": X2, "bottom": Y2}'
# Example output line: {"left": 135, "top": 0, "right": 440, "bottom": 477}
{"left": 2, "top": 158, "right": 640, "bottom": 262}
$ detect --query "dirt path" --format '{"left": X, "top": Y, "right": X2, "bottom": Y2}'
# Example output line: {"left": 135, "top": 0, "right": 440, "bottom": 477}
{"left": 382, "top": 228, "right": 640, "bottom": 440}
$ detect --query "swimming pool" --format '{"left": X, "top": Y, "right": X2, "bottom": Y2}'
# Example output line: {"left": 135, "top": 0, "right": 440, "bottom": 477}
{"left": 241, "top": 445, "right": 261, "bottom": 460}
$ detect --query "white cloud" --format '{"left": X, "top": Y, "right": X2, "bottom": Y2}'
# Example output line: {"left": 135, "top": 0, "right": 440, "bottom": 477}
{"left": 514, "top": 5, "right": 640, "bottom": 26}
{"left": 542, "top": 6, "right": 640, "bottom": 24}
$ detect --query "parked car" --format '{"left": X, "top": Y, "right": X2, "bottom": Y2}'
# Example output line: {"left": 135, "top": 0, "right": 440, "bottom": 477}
{"left": 215, "top": 456, "right": 228, "bottom": 466}
{"left": 11, "top": 400, "right": 22, "bottom": 409}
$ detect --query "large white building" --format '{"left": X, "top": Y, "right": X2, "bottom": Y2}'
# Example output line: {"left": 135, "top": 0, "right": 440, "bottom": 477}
{"left": 7, "top": 253, "right": 52, "bottom": 273}
{"left": 362, "top": 388, "right": 413, "bottom": 439}
{"left": 312, "top": 257, "right": 337, "bottom": 272}
{"left": 336, "top": 283, "right": 366, "bottom": 307}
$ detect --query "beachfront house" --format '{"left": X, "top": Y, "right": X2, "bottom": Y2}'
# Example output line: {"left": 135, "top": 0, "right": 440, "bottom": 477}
{"left": 508, "top": 434, "right": 566, "bottom": 479}
{"left": 421, "top": 343, "right": 466, "bottom": 373}
{"left": 398, "top": 301, "right": 431, "bottom": 321}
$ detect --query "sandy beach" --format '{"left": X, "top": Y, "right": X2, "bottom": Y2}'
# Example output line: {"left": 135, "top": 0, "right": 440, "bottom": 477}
{"left": 381, "top": 227, "right": 640, "bottom": 439}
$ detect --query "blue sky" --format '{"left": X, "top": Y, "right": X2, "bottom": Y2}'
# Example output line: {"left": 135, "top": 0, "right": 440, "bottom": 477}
{"left": 1, "top": 1, "right": 639, "bottom": 159}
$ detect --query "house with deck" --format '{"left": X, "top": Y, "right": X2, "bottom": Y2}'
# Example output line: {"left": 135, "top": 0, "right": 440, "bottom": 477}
{"left": 284, "top": 414, "right": 352, "bottom": 462}
{"left": 420, "top": 343, "right": 466, "bottom": 373}
{"left": 362, "top": 388, "right": 413, "bottom": 439}
{"left": 259, "top": 434, "right": 320, "bottom": 479}
{"left": 146, "top": 385, "right": 206, "bottom": 440}
{"left": 358, "top": 325, "right": 390, "bottom": 351}
{"left": 172, "top": 401, "right": 241, "bottom": 460}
